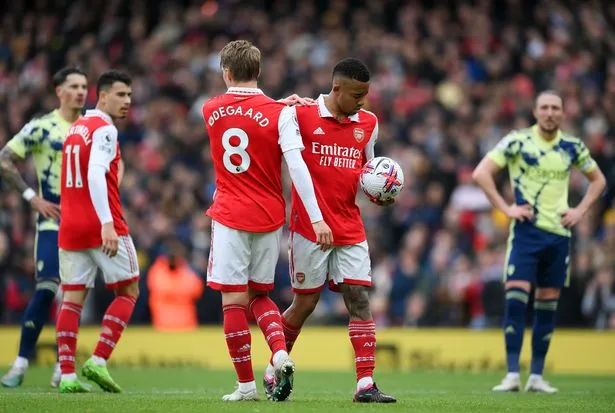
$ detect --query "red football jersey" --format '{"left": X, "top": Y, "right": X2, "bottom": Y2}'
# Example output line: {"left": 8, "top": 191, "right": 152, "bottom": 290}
{"left": 203, "top": 87, "right": 303, "bottom": 232}
{"left": 289, "top": 95, "right": 378, "bottom": 245}
{"left": 59, "top": 110, "right": 128, "bottom": 250}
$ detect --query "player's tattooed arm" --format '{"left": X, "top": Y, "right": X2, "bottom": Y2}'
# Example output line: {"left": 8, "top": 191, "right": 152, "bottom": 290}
{"left": 0, "top": 145, "right": 60, "bottom": 220}
{"left": 0, "top": 146, "right": 29, "bottom": 193}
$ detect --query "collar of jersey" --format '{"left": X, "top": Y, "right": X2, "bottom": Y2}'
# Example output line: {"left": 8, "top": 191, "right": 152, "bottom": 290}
{"left": 226, "top": 87, "right": 264, "bottom": 95}
{"left": 317, "top": 95, "right": 360, "bottom": 123}
{"left": 85, "top": 109, "right": 113, "bottom": 124}
{"left": 532, "top": 124, "right": 561, "bottom": 146}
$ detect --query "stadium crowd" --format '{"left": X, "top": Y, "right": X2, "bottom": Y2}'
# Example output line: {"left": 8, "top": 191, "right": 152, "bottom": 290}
{"left": 0, "top": 0, "right": 614, "bottom": 329}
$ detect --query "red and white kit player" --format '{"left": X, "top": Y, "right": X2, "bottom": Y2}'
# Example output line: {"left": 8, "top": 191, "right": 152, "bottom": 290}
{"left": 203, "top": 40, "right": 332, "bottom": 402}
{"left": 55, "top": 71, "right": 137, "bottom": 394}
{"left": 263, "top": 58, "right": 397, "bottom": 403}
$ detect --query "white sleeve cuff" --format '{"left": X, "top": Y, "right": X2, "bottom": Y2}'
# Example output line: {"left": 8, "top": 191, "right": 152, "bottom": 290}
{"left": 88, "top": 164, "right": 113, "bottom": 224}
{"left": 284, "top": 149, "right": 323, "bottom": 223}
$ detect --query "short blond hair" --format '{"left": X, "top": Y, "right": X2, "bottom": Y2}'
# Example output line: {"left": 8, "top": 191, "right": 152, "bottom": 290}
{"left": 219, "top": 40, "right": 261, "bottom": 82}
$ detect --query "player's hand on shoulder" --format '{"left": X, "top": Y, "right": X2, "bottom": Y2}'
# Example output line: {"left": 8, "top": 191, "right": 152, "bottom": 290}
{"left": 312, "top": 220, "right": 334, "bottom": 251}
{"left": 560, "top": 207, "right": 584, "bottom": 229}
{"left": 506, "top": 203, "right": 534, "bottom": 222}
{"left": 279, "top": 94, "right": 316, "bottom": 106}
{"left": 101, "top": 222, "right": 119, "bottom": 257}
{"left": 30, "top": 196, "right": 61, "bottom": 220}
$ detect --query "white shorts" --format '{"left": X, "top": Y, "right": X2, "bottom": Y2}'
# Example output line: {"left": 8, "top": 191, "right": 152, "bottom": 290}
{"left": 59, "top": 235, "right": 140, "bottom": 291}
{"left": 289, "top": 232, "right": 372, "bottom": 293}
{"left": 207, "top": 220, "right": 282, "bottom": 292}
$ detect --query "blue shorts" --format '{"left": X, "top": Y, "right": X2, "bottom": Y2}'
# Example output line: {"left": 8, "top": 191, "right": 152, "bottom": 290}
{"left": 35, "top": 230, "right": 59, "bottom": 281}
{"left": 504, "top": 222, "right": 571, "bottom": 288}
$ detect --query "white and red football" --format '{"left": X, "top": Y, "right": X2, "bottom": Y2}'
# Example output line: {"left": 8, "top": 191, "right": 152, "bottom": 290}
{"left": 360, "top": 157, "right": 404, "bottom": 203}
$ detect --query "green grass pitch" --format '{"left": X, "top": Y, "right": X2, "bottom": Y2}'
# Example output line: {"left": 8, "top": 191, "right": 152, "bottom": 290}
{"left": 1, "top": 367, "right": 614, "bottom": 413}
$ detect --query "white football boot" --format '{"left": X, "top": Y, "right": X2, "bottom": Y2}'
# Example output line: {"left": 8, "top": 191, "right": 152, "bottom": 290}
{"left": 222, "top": 382, "right": 259, "bottom": 401}
{"left": 50, "top": 362, "right": 62, "bottom": 388}
{"left": 492, "top": 373, "right": 521, "bottom": 392}
{"left": 525, "top": 375, "right": 558, "bottom": 394}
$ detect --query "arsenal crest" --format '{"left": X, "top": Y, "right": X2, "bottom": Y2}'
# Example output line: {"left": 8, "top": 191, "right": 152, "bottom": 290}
{"left": 353, "top": 128, "right": 364, "bottom": 143}
{"left": 296, "top": 272, "right": 305, "bottom": 284}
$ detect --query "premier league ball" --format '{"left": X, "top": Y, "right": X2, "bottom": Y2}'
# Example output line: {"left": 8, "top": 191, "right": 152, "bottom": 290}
{"left": 360, "top": 157, "right": 404, "bottom": 203}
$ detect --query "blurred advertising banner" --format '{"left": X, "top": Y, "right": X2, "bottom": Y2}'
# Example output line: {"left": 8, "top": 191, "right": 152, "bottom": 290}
{"left": 0, "top": 327, "right": 613, "bottom": 375}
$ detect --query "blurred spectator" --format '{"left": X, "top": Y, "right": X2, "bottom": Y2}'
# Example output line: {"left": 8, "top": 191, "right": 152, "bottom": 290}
{"left": 582, "top": 264, "right": 615, "bottom": 330}
{"left": 147, "top": 238, "right": 203, "bottom": 331}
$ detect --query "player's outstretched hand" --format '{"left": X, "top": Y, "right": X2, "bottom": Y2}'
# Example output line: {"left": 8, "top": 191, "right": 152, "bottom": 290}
{"left": 312, "top": 220, "right": 334, "bottom": 251}
{"left": 30, "top": 196, "right": 61, "bottom": 221}
{"left": 560, "top": 207, "right": 584, "bottom": 228}
{"left": 506, "top": 203, "right": 534, "bottom": 222}
{"left": 101, "top": 223, "right": 119, "bottom": 257}
{"left": 279, "top": 94, "right": 316, "bottom": 106}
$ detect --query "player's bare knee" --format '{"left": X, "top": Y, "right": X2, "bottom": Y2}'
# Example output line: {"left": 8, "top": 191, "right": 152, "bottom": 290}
{"left": 247, "top": 289, "right": 268, "bottom": 300}
{"left": 116, "top": 281, "right": 140, "bottom": 299}
{"left": 505, "top": 280, "right": 531, "bottom": 293}
{"left": 342, "top": 285, "right": 371, "bottom": 320}
{"left": 63, "top": 290, "right": 87, "bottom": 306}
{"left": 535, "top": 287, "right": 560, "bottom": 300}
{"left": 296, "top": 292, "right": 320, "bottom": 316}
{"left": 222, "top": 291, "right": 250, "bottom": 307}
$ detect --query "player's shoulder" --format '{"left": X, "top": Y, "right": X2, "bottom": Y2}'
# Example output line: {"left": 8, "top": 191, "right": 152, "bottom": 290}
{"left": 497, "top": 128, "right": 530, "bottom": 145}
{"left": 17, "top": 111, "right": 58, "bottom": 138}
{"left": 202, "top": 94, "right": 225, "bottom": 111}
{"left": 511, "top": 127, "right": 533, "bottom": 139}
{"left": 358, "top": 108, "right": 378, "bottom": 124}
{"left": 559, "top": 130, "right": 583, "bottom": 144}
{"left": 25, "top": 110, "right": 55, "bottom": 128}
{"left": 257, "top": 94, "right": 285, "bottom": 109}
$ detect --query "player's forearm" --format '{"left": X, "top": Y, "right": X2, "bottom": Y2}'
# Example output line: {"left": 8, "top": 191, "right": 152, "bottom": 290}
{"left": 284, "top": 149, "right": 323, "bottom": 223}
{"left": 87, "top": 165, "right": 113, "bottom": 225}
{"left": 118, "top": 159, "right": 125, "bottom": 185}
{"left": 577, "top": 171, "right": 606, "bottom": 214}
{"left": 472, "top": 166, "right": 509, "bottom": 213}
{"left": 0, "top": 147, "right": 30, "bottom": 193}
{"left": 363, "top": 122, "right": 378, "bottom": 161}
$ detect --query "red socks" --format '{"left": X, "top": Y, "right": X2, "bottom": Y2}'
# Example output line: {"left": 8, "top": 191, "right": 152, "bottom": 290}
{"left": 249, "top": 296, "right": 286, "bottom": 355}
{"left": 93, "top": 295, "right": 136, "bottom": 360}
{"left": 349, "top": 320, "right": 376, "bottom": 381}
{"left": 56, "top": 302, "right": 82, "bottom": 374}
{"left": 223, "top": 304, "right": 254, "bottom": 382}
{"left": 281, "top": 316, "right": 301, "bottom": 354}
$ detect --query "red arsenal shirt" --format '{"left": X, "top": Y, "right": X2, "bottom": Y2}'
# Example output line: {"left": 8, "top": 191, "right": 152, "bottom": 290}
{"left": 289, "top": 95, "right": 378, "bottom": 245}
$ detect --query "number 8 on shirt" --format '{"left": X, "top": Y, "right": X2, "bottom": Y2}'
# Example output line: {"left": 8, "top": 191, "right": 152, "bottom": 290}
{"left": 203, "top": 88, "right": 306, "bottom": 291}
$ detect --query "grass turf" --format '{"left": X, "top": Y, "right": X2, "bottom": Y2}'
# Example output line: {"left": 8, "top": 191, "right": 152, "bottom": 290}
{"left": 1, "top": 367, "right": 614, "bottom": 413}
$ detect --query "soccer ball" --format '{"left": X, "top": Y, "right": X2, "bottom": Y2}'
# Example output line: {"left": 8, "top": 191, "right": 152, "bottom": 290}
{"left": 360, "top": 157, "right": 404, "bottom": 203}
